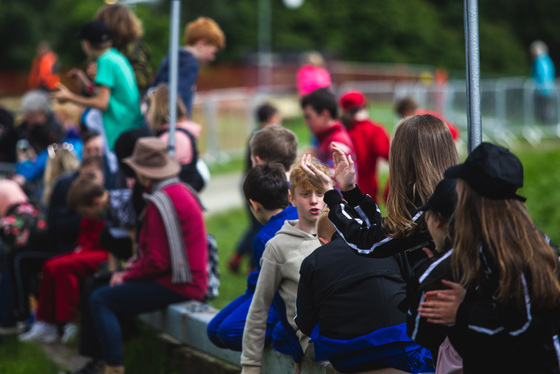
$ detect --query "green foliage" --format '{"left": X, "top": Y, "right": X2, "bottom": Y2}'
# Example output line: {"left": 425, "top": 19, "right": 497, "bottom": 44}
{"left": 516, "top": 141, "right": 560, "bottom": 245}
{"left": 1, "top": 0, "right": 557, "bottom": 77}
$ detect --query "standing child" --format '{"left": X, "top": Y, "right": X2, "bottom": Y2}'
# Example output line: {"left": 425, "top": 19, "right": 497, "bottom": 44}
{"left": 339, "top": 90, "right": 390, "bottom": 204}
{"left": 153, "top": 17, "right": 225, "bottom": 117}
{"left": 52, "top": 20, "right": 144, "bottom": 151}
{"left": 95, "top": 3, "right": 153, "bottom": 96}
{"left": 300, "top": 88, "right": 355, "bottom": 177}
{"left": 241, "top": 158, "right": 329, "bottom": 374}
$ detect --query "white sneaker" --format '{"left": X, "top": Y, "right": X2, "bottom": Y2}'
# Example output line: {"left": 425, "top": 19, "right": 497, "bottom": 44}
{"left": 18, "top": 321, "right": 58, "bottom": 343}
{"left": 61, "top": 323, "right": 78, "bottom": 344}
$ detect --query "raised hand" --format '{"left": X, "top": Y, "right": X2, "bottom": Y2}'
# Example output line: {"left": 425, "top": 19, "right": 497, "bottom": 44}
{"left": 299, "top": 153, "right": 333, "bottom": 194}
{"left": 332, "top": 142, "right": 356, "bottom": 191}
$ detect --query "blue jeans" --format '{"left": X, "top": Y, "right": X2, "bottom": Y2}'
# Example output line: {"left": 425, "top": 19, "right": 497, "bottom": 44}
{"left": 90, "top": 280, "right": 188, "bottom": 365}
{"left": 207, "top": 288, "right": 280, "bottom": 351}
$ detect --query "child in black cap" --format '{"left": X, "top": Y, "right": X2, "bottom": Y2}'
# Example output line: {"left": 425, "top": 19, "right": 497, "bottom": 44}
{"left": 405, "top": 177, "right": 463, "bottom": 374}
{"left": 418, "top": 142, "right": 560, "bottom": 374}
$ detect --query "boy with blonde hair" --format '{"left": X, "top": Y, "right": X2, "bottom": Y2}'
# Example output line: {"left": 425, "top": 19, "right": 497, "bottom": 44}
{"left": 241, "top": 158, "right": 329, "bottom": 374}
{"left": 153, "top": 17, "right": 225, "bottom": 116}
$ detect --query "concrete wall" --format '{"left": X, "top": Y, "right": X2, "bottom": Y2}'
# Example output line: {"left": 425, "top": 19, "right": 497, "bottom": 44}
{"left": 139, "top": 301, "right": 412, "bottom": 374}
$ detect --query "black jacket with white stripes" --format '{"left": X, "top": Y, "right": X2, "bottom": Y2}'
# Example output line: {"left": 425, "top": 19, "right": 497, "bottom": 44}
{"left": 404, "top": 245, "right": 455, "bottom": 359}
{"left": 447, "top": 238, "right": 560, "bottom": 374}
{"left": 323, "top": 185, "right": 433, "bottom": 267}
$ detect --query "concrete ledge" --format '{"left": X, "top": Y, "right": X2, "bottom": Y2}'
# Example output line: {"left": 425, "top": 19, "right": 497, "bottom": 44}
{"left": 139, "top": 301, "right": 412, "bottom": 374}
{"left": 140, "top": 301, "right": 241, "bottom": 366}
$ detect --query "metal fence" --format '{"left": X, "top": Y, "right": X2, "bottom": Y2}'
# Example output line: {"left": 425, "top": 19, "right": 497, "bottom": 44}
{"left": 194, "top": 77, "right": 560, "bottom": 164}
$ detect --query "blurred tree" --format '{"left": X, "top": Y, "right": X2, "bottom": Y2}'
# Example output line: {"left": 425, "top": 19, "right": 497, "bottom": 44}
{"left": 0, "top": 0, "right": 557, "bottom": 79}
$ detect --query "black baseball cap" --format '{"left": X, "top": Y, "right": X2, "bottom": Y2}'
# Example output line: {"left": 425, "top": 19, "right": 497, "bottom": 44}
{"left": 75, "top": 20, "right": 112, "bottom": 44}
{"left": 444, "top": 142, "right": 526, "bottom": 202}
{"left": 418, "top": 178, "right": 458, "bottom": 220}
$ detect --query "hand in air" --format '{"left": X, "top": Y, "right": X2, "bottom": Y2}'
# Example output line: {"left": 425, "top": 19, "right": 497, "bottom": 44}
{"left": 332, "top": 142, "right": 356, "bottom": 191}
{"left": 299, "top": 154, "right": 333, "bottom": 194}
{"left": 418, "top": 279, "right": 466, "bottom": 325}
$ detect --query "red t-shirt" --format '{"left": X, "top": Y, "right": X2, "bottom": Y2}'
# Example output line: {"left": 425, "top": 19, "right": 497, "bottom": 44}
{"left": 314, "top": 121, "right": 356, "bottom": 174}
{"left": 347, "top": 119, "right": 390, "bottom": 203}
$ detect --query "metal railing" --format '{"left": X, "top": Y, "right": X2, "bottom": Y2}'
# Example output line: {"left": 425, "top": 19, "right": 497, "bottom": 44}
{"left": 193, "top": 77, "right": 560, "bottom": 164}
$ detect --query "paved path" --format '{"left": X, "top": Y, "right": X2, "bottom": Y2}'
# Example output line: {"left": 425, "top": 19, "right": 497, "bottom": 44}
{"left": 199, "top": 172, "right": 244, "bottom": 215}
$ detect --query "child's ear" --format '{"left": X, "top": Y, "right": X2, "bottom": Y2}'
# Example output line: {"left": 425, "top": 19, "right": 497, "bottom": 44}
{"left": 435, "top": 213, "right": 446, "bottom": 228}
{"left": 248, "top": 199, "right": 259, "bottom": 213}
{"left": 320, "top": 108, "right": 332, "bottom": 120}
{"left": 318, "top": 236, "right": 330, "bottom": 246}
{"left": 252, "top": 155, "right": 263, "bottom": 166}
{"left": 288, "top": 190, "right": 295, "bottom": 206}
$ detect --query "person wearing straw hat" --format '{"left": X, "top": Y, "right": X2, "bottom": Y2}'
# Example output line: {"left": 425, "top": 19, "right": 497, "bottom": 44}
{"left": 88, "top": 137, "right": 208, "bottom": 374}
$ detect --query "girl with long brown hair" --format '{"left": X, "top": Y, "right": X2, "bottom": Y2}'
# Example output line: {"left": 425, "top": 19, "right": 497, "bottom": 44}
{"left": 301, "top": 114, "right": 459, "bottom": 263}
{"left": 418, "top": 142, "right": 560, "bottom": 374}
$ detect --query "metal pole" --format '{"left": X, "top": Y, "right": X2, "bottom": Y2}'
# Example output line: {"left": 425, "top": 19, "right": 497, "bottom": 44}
{"left": 464, "top": 0, "right": 482, "bottom": 153}
{"left": 258, "top": 0, "right": 272, "bottom": 89}
{"left": 168, "top": 0, "right": 181, "bottom": 157}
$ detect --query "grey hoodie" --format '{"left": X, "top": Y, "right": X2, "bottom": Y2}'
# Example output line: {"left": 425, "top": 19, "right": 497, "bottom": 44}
{"left": 241, "top": 220, "right": 321, "bottom": 371}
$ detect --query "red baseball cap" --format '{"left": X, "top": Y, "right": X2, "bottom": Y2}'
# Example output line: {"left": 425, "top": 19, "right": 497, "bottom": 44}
{"left": 339, "top": 90, "right": 366, "bottom": 110}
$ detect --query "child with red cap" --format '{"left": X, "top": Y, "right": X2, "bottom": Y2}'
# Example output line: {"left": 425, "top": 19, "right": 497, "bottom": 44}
{"left": 339, "top": 90, "right": 390, "bottom": 204}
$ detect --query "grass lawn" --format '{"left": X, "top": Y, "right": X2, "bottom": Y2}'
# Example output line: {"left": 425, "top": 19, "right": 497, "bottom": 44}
{"left": 0, "top": 335, "right": 60, "bottom": 374}
{"left": 1, "top": 137, "right": 558, "bottom": 373}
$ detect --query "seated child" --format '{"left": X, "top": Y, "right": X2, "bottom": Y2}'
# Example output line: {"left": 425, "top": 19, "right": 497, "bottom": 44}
{"left": 406, "top": 177, "right": 462, "bottom": 374}
{"left": 296, "top": 209, "right": 433, "bottom": 373}
{"left": 19, "top": 174, "right": 110, "bottom": 344}
{"left": 207, "top": 125, "right": 298, "bottom": 351}
{"left": 241, "top": 158, "right": 329, "bottom": 374}
{"left": 207, "top": 162, "right": 297, "bottom": 351}
{"left": 89, "top": 137, "right": 208, "bottom": 374}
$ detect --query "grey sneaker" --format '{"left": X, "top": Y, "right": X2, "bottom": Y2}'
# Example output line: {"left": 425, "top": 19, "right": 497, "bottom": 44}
{"left": 61, "top": 323, "right": 78, "bottom": 344}
{"left": 18, "top": 321, "right": 58, "bottom": 343}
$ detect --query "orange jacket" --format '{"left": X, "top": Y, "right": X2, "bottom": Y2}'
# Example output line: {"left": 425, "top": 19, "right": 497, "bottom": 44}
{"left": 28, "top": 51, "right": 60, "bottom": 91}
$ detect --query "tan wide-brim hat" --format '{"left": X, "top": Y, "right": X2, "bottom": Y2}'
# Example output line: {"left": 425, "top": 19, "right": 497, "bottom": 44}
{"left": 123, "top": 137, "right": 181, "bottom": 180}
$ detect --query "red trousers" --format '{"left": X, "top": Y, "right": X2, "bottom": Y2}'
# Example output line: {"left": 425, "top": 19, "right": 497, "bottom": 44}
{"left": 36, "top": 249, "right": 108, "bottom": 324}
